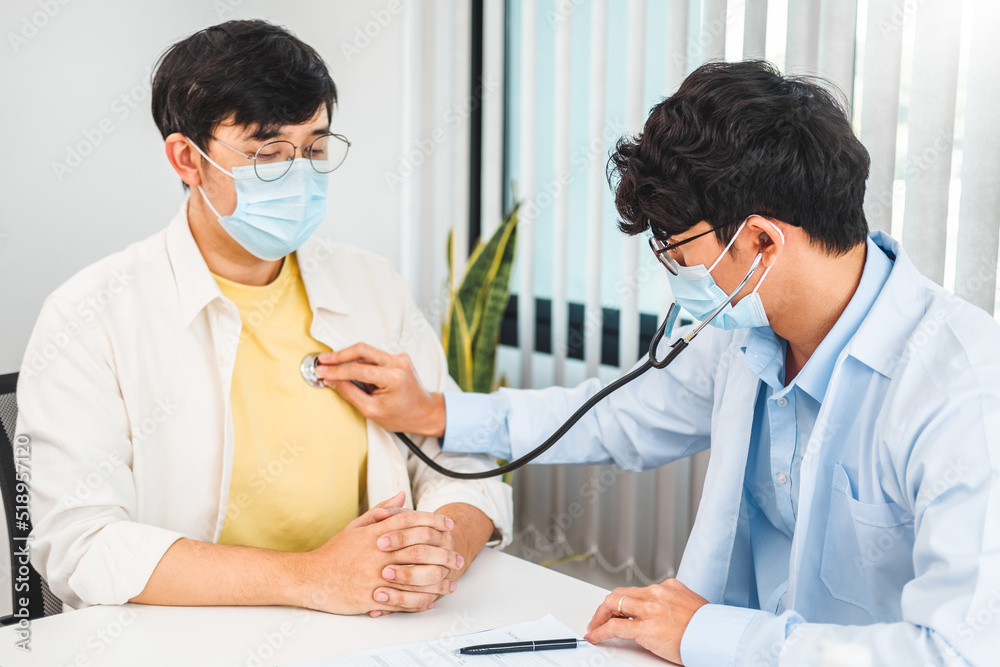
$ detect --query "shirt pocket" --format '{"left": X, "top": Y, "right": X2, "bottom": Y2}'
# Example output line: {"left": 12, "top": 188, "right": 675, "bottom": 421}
{"left": 819, "top": 463, "right": 915, "bottom": 621}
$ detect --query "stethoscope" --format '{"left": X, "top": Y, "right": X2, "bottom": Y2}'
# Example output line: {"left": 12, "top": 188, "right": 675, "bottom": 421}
{"left": 300, "top": 254, "right": 763, "bottom": 480}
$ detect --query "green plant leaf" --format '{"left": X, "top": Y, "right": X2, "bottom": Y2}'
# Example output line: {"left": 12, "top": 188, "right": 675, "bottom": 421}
{"left": 452, "top": 297, "right": 475, "bottom": 392}
{"left": 540, "top": 552, "right": 594, "bottom": 569}
{"left": 442, "top": 229, "right": 454, "bottom": 354}
{"left": 471, "top": 207, "right": 518, "bottom": 393}
{"left": 443, "top": 202, "right": 520, "bottom": 395}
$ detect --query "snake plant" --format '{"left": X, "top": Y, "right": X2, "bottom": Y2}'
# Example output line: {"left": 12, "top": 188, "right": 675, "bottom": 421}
{"left": 443, "top": 203, "right": 520, "bottom": 394}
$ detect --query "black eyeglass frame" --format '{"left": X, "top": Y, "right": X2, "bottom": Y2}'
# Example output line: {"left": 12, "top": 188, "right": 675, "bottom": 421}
{"left": 647, "top": 227, "right": 721, "bottom": 275}
{"left": 648, "top": 214, "right": 776, "bottom": 275}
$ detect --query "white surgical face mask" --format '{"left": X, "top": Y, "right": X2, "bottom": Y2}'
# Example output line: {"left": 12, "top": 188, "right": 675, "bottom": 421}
{"left": 664, "top": 217, "right": 784, "bottom": 330}
{"left": 187, "top": 137, "right": 329, "bottom": 261}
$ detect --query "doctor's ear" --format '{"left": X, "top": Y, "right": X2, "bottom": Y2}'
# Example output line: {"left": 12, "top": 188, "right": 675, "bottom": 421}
{"left": 164, "top": 132, "right": 203, "bottom": 188}
{"left": 745, "top": 215, "right": 786, "bottom": 265}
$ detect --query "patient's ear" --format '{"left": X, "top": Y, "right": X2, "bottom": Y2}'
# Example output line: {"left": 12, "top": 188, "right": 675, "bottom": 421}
{"left": 164, "top": 132, "right": 203, "bottom": 188}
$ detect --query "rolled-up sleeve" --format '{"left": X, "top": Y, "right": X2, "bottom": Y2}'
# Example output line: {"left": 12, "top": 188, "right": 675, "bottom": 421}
{"left": 18, "top": 295, "right": 184, "bottom": 609}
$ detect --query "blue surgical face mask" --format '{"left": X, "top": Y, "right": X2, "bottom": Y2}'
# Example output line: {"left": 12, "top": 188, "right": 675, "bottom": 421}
{"left": 187, "top": 138, "right": 329, "bottom": 261}
{"left": 665, "top": 217, "right": 784, "bottom": 330}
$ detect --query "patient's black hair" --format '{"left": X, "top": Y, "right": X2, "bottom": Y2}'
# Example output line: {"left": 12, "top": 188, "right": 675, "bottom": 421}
{"left": 151, "top": 19, "right": 337, "bottom": 174}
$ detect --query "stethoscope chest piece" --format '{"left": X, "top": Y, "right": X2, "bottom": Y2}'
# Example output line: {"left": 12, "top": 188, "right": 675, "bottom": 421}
{"left": 300, "top": 353, "right": 325, "bottom": 388}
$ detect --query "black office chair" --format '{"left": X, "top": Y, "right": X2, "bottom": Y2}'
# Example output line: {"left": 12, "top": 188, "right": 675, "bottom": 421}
{"left": 0, "top": 372, "right": 63, "bottom": 624}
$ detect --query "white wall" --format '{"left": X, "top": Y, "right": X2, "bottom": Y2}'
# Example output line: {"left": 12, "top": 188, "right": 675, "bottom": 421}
{"left": 0, "top": 0, "right": 456, "bottom": 373}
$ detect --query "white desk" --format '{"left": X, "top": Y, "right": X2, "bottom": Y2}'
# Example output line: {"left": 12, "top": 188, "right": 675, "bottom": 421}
{"left": 0, "top": 549, "right": 673, "bottom": 666}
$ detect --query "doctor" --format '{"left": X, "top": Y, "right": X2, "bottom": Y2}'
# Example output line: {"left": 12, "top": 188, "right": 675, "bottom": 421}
{"left": 316, "top": 61, "right": 1000, "bottom": 665}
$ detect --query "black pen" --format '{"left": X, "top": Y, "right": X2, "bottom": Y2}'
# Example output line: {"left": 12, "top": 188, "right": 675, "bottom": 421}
{"left": 457, "top": 638, "right": 587, "bottom": 655}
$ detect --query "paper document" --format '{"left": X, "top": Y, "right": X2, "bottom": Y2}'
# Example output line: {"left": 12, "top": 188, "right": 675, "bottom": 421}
{"left": 287, "top": 614, "right": 633, "bottom": 666}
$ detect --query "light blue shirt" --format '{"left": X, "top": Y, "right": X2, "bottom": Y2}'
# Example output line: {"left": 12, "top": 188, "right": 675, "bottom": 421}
{"left": 443, "top": 233, "right": 1000, "bottom": 665}
{"left": 741, "top": 240, "right": 891, "bottom": 618}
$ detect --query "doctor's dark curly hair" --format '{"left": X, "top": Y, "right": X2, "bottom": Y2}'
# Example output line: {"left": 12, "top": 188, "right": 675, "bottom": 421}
{"left": 608, "top": 60, "right": 870, "bottom": 255}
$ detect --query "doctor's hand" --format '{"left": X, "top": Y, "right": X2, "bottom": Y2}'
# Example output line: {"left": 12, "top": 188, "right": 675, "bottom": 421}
{"left": 314, "top": 344, "right": 447, "bottom": 438}
{"left": 293, "top": 491, "right": 462, "bottom": 617}
{"left": 584, "top": 579, "right": 709, "bottom": 665}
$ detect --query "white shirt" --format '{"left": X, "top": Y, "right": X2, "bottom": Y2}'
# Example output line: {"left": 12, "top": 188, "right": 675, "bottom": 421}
{"left": 17, "top": 201, "right": 513, "bottom": 610}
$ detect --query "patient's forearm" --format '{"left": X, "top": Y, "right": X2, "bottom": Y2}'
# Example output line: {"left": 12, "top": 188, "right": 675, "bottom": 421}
{"left": 129, "top": 538, "right": 299, "bottom": 607}
{"left": 435, "top": 502, "right": 495, "bottom": 577}
{"left": 130, "top": 499, "right": 466, "bottom": 615}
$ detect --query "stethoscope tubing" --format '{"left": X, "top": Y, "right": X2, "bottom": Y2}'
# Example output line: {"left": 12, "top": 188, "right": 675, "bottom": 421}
{"left": 389, "top": 253, "right": 765, "bottom": 480}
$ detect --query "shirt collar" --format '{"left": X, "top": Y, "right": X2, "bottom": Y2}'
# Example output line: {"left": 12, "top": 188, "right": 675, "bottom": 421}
{"left": 740, "top": 234, "right": 894, "bottom": 400}
{"left": 294, "top": 234, "right": 356, "bottom": 316}
{"left": 794, "top": 235, "right": 893, "bottom": 401}
{"left": 741, "top": 326, "right": 784, "bottom": 387}
{"left": 164, "top": 197, "right": 353, "bottom": 328}
{"left": 845, "top": 231, "right": 927, "bottom": 377}
{"left": 165, "top": 199, "right": 223, "bottom": 328}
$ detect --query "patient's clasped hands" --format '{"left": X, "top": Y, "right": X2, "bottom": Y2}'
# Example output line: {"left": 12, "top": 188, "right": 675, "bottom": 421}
{"left": 293, "top": 491, "right": 464, "bottom": 617}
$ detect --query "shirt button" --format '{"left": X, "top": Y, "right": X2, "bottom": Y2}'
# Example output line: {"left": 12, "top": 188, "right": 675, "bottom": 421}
{"left": 777, "top": 472, "right": 788, "bottom": 484}
{"left": 218, "top": 355, "right": 228, "bottom": 366}
{"left": 776, "top": 397, "right": 788, "bottom": 407}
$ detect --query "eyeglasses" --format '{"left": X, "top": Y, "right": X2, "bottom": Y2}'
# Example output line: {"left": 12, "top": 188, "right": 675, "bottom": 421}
{"left": 647, "top": 227, "right": 720, "bottom": 275}
{"left": 212, "top": 132, "right": 351, "bottom": 182}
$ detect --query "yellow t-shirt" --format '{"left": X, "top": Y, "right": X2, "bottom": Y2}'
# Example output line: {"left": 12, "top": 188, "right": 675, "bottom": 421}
{"left": 213, "top": 253, "right": 368, "bottom": 552}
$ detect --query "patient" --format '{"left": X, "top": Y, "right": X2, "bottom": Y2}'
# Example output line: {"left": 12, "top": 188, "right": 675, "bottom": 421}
{"left": 17, "top": 19, "right": 511, "bottom": 616}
